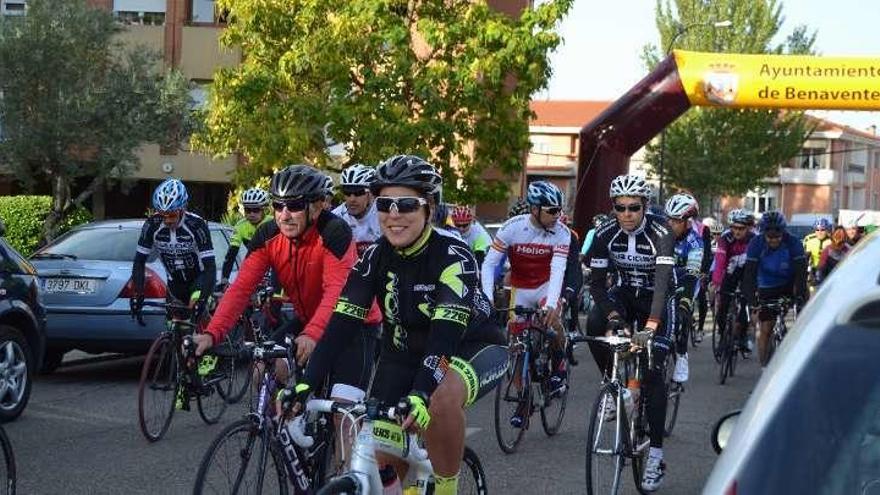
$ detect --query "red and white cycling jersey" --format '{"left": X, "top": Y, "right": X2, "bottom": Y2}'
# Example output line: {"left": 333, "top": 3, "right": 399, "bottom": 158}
{"left": 331, "top": 202, "right": 382, "bottom": 256}
{"left": 481, "top": 214, "right": 570, "bottom": 309}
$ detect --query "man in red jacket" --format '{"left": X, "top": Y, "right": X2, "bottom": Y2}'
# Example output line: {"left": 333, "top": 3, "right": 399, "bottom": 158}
{"left": 194, "top": 164, "right": 381, "bottom": 403}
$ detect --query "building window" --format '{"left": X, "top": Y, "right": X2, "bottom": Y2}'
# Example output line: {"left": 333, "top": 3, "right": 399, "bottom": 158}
{"left": 113, "top": 0, "right": 165, "bottom": 25}
{"left": 745, "top": 187, "right": 777, "bottom": 214}
{"left": 799, "top": 147, "right": 824, "bottom": 169}
{"left": 529, "top": 135, "right": 551, "bottom": 155}
{"left": 1, "top": 1, "right": 26, "bottom": 16}
{"left": 189, "top": 0, "right": 228, "bottom": 24}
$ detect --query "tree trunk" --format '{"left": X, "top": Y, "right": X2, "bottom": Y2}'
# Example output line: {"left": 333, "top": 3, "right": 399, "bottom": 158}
{"left": 42, "top": 175, "right": 70, "bottom": 244}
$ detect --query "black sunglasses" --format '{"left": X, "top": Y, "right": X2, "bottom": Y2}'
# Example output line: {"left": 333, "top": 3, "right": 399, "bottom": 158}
{"left": 541, "top": 206, "right": 562, "bottom": 215}
{"left": 613, "top": 203, "right": 643, "bottom": 213}
{"left": 243, "top": 207, "right": 263, "bottom": 214}
{"left": 272, "top": 198, "right": 308, "bottom": 212}
{"left": 375, "top": 196, "right": 427, "bottom": 214}
{"left": 342, "top": 188, "right": 368, "bottom": 197}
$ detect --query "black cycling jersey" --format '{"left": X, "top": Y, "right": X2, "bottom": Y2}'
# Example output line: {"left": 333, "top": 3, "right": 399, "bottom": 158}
{"left": 304, "top": 226, "right": 503, "bottom": 398}
{"left": 588, "top": 213, "right": 675, "bottom": 321}
{"left": 133, "top": 212, "right": 216, "bottom": 299}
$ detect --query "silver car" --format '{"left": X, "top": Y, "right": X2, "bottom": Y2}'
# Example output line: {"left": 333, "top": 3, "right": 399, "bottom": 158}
{"left": 705, "top": 230, "right": 880, "bottom": 494}
{"left": 29, "top": 219, "right": 241, "bottom": 372}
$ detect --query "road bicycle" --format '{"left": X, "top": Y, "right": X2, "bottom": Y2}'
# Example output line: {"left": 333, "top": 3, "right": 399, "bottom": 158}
{"left": 193, "top": 338, "right": 337, "bottom": 494}
{"left": 306, "top": 398, "right": 487, "bottom": 495}
{"left": 136, "top": 300, "right": 236, "bottom": 442}
{"left": 761, "top": 296, "right": 795, "bottom": 366}
{"left": 493, "top": 306, "right": 570, "bottom": 454}
{"left": 717, "top": 291, "right": 750, "bottom": 385}
{"left": 583, "top": 334, "right": 652, "bottom": 495}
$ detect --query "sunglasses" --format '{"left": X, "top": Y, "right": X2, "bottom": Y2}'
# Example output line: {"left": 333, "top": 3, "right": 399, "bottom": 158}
{"left": 342, "top": 188, "right": 368, "bottom": 197}
{"left": 613, "top": 203, "right": 643, "bottom": 213}
{"left": 541, "top": 206, "right": 562, "bottom": 216}
{"left": 455, "top": 223, "right": 471, "bottom": 230}
{"left": 272, "top": 198, "right": 308, "bottom": 212}
{"left": 730, "top": 225, "right": 747, "bottom": 231}
{"left": 244, "top": 207, "right": 263, "bottom": 214}
{"left": 375, "top": 196, "right": 427, "bottom": 214}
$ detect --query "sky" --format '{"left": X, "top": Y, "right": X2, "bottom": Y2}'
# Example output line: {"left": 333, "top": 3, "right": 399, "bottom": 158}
{"left": 543, "top": 0, "right": 880, "bottom": 130}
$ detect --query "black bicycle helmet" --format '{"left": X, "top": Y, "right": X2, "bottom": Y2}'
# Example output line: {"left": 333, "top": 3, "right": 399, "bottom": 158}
{"left": 370, "top": 155, "right": 443, "bottom": 202}
{"left": 508, "top": 198, "right": 530, "bottom": 218}
{"left": 270, "top": 164, "right": 326, "bottom": 201}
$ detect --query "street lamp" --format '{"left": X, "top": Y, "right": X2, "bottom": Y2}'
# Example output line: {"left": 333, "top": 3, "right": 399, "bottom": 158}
{"left": 657, "top": 19, "right": 732, "bottom": 204}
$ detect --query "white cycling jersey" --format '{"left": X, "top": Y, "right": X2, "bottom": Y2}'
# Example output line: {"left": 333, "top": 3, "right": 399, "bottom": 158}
{"left": 481, "top": 214, "right": 570, "bottom": 309}
{"left": 332, "top": 202, "right": 381, "bottom": 256}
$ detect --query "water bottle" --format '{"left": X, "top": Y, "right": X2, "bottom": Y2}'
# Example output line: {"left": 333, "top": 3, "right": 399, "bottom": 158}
{"left": 380, "top": 465, "right": 403, "bottom": 495}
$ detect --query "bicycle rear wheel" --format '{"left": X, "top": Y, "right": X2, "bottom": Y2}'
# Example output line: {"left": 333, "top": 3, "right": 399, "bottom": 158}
{"left": 717, "top": 327, "right": 732, "bottom": 385}
{"left": 196, "top": 364, "right": 228, "bottom": 425}
{"left": 137, "top": 333, "right": 178, "bottom": 442}
{"left": 540, "top": 353, "right": 568, "bottom": 437}
{"left": 586, "top": 382, "right": 624, "bottom": 495}
{"left": 217, "top": 321, "right": 252, "bottom": 404}
{"left": 458, "top": 446, "right": 488, "bottom": 494}
{"left": 0, "top": 427, "right": 15, "bottom": 495}
{"left": 193, "top": 418, "right": 289, "bottom": 495}
{"left": 663, "top": 353, "right": 681, "bottom": 437}
{"left": 493, "top": 349, "right": 529, "bottom": 454}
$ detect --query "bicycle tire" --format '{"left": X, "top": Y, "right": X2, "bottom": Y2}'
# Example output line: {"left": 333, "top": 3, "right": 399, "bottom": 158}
{"left": 711, "top": 318, "right": 721, "bottom": 364}
{"left": 193, "top": 418, "right": 289, "bottom": 495}
{"left": 196, "top": 368, "right": 228, "bottom": 425}
{"left": 663, "top": 353, "right": 680, "bottom": 438}
{"left": 316, "top": 475, "right": 358, "bottom": 495}
{"left": 138, "top": 333, "right": 178, "bottom": 442}
{"left": 493, "top": 349, "right": 529, "bottom": 454}
{"left": 218, "top": 321, "right": 252, "bottom": 404}
{"left": 0, "top": 427, "right": 15, "bottom": 495}
{"left": 717, "top": 326, "right": 731, "bottom": 385}
{"left": 586, "top": 382, "right": 624, "bottom": 495}
{"left": 630, "top": 382, "right": 650, "bottom": 495}
{"left": 540, "top": 363, "right": 568, "bottom": 437}
{"left": 459, "top": 446, "right": 489, "bottom": 494}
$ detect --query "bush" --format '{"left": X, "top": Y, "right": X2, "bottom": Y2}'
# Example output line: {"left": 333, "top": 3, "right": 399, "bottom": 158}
{"left": 0, "top": 196, "right": 93, "bottom": 256}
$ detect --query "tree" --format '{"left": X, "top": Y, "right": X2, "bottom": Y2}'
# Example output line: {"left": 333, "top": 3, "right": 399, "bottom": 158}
{"left": 0, "top": 0, "right": 196, "bottom": 241}
{"left": 195, "top": 0, "right": 573, "bottom": 204}
{"left": 641, "top": 0, "right": 816, "bottom": 210}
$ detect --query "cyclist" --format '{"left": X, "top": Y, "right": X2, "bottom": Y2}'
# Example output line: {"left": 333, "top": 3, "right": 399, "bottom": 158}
{"left": 580, "top": 213, "right": 610, "bottom": 266}
{"left": 698, "top": 216, "right": 721, "bottom": 335}
{"left": 741, "top": 211, "right": 807, "bottom": 367}
{"left": 132, "top": 178, "right": 215, "bottom": 323}
{"left": 433, "top": 202, "right": 463, "bottom": 240}
{"left": 844, "top": 216, "right": 864, "bottom": 247}
{"left": 664, "top": 193, "right": 705, "bottom": 384}
{"left": 803, "top": 218, "right": 832, "bottom": 287}
{"left": 481, "top": 180, "right": 572, "bottom": 424}
{"left": 193, "top": 164, "right": 382, "bottom": 405}
{"left": 219, "top": 187, "right": 273, "bottom": 288}
{"left": 450, "top": 205, "right": 492, "bottom": 266}
{"left": 331, "top": 163, "right": 382, "bottom": 256}
{"left": 321, "top": 175, "right": 335, "bottom": 210}
{"left": 818, "top": 226, "right": 849, "bottom": 283}
{"left": 712, "top": 208, "right": 756, "bottom": 355}
{"left": 585, "top": 174, "right": 675, "bottom": 492}
{"left": 286, "top": 155, "right": 507, "bottom": 495}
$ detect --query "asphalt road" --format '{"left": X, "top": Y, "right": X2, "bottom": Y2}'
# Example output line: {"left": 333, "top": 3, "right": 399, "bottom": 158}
{"left": 6, "top": 330, "right": 760, "bottom": 494}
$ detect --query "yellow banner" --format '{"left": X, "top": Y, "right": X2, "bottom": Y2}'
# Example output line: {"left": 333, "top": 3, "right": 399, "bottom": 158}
{"left": 675, "top": 50, "right": 880, "bottom": 110}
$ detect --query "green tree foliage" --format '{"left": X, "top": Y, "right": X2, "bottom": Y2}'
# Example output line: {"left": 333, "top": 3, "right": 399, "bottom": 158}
{"left": 195, "top": 0, "right": 573, "bottom": 204}
{"left": 642, "top": 0, "right": 816, "bottom": 206}
{"left": 0, "top": 0, "right": 197, "bottom": 241}
{"left": 0, "top": 196, "right": 92, "bottom": 256}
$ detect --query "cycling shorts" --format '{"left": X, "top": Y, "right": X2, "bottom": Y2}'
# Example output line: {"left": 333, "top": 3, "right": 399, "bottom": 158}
{"left": 757, "top": 285, "right": 792, "bottom": 322}
{"left": 370, "top": 340, "right": 508, "bottom": 408}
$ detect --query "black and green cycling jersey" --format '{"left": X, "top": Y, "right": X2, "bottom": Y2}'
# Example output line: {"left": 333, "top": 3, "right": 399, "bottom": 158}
{"left": 221, "top": 216, "right": 273, "bottom": 280}
{"left": 304, "top": 226, "right": 505, "bottom": 399}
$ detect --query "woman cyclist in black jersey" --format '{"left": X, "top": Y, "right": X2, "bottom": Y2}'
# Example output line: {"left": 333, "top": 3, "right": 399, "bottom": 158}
{"left": 283, "top": 155, "right": 508, "bottom": 495}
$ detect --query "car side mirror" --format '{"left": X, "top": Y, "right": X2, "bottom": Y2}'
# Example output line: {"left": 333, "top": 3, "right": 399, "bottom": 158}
{"left": 712, "top": 409, "right": 741, "bottom": 454}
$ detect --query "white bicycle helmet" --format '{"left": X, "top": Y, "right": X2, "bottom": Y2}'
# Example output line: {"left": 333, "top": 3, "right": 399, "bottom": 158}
{"left": 322, "top": 175, "right": 334, "bottom": 196}
{"left": 339, "top": 164, "right": 375, "bottom": 187}
{"left": 727, "top": 208, "right": 755, "bottom": 226}
{"left": 703, "top": 217, "right": 722, "bottom": 234}
{"left": 152, "top": 178, "right": 188, "bottom": 212}
{"left": 609, "top": 175, "right": 652, "bottom": 199}
{"left": 240, "top": 187, "right": 270, "bottom": 208}
{"left": 664, "top": 193, "right": 699, "bottom": 220}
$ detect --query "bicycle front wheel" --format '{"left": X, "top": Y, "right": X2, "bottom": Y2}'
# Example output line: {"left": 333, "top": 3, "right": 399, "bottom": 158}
{"left": 137, "top": 334, "right": 178, "bottom": 442}
{"left": 663, "top": 353, "right": 681, "bottom": 437}
{"left": 585, "top": 382, "right": 624, "bottom": 495}
{"left": 196, "top": 363, "right": 228, "bottom": 425}
{"left": 458, "top": 446, "right": 488, "bottom": 494}
{"left": 0, "top": 427, "right": 15, "bottom": 495}
{"left": 540, "top": 358, "right": 568, "bottom": 437}
{"left": 493, "top": 350, "right": 529, "bottom": 454}
{"left": 217, "top": 321, "right": 252, "bottom": 405}
{"left": 193, "top": 418, "right": 289, "bottom": 495}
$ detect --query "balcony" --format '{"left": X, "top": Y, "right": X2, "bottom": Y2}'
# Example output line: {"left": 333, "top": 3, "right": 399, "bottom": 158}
{"left": 776, "top": 167, "right": 836, "bottom": 185}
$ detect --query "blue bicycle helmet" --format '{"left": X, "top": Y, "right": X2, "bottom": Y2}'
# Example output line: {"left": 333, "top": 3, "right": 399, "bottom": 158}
{"left": 759, "top": 210, "right": 787, "bottom": 233}
{"left": 526, "top": 181, "right": 563, "bottom": 207}
{"left": 152, "top": 178, "right": 188, "bottom": 212}
{"left": 814, "top": 217, "right": 832, "bottom": 231}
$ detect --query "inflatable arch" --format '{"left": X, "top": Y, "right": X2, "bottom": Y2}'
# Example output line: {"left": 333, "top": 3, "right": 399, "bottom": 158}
{"left": 574, "top": 50, "right": 880, "bottom": 235}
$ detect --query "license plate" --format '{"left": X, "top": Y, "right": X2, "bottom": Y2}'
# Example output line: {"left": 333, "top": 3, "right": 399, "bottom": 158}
{"left": 43, "top": 278, "right": 98, "bottom": 294}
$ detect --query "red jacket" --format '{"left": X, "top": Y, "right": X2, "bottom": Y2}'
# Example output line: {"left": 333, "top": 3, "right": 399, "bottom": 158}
{"left": 207, "top": 210, "right": 381, "bottom": 344}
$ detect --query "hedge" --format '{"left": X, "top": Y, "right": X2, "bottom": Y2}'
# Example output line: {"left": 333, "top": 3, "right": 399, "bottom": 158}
{"left": 0, "top": 196, "right": 93, "bottom": 256}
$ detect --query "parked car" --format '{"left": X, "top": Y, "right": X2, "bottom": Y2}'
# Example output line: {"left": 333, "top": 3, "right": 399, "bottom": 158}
{"left": 0, "top": 220, "right": 46, "bottom": 422}
{"left": 704, "top": 230, "right": 880, "bottom": 494}
{"left": 29, "top": 219, "right": 241, "bottom": 373}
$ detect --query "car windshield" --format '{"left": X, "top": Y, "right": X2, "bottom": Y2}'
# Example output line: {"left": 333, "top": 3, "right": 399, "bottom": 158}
{"left": 36, "top": 228, "right": 141, "bottom": 261}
